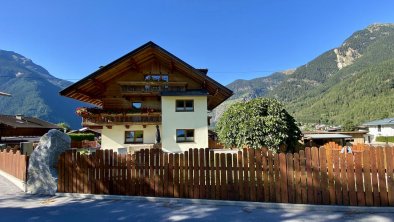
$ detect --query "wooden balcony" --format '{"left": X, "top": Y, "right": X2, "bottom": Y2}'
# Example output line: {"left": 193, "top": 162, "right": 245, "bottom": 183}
{"left": 118, "top": 81, "right": 187, "bottom": 95}
{"left": 82, "top": 112, "right": 162, "bottom": 126}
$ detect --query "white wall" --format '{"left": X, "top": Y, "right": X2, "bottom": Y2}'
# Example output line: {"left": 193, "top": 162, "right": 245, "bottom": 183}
{"left": 368, "top": 125, "right": 394, "bottom": 141}
{"left": 101, "top": 125, "right": 161, "bottom": 150}
{"left": 161, "top": 96, "right": 208, "bottom": 152}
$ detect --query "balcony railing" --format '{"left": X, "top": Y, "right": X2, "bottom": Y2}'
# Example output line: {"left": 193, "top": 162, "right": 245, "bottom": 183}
{"left": 118, "top": 81, "right": 187, "bottom": 94}
{"left": 76, "top": 107, "right": 161, "bottom": 126}
{"left": 82, "top": 113, "right": 161, "bottom": 126}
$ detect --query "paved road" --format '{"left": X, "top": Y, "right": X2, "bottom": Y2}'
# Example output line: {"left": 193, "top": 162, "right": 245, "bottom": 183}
{"left": 1, "top": 174, "right": 394, "bottom": 222}
{"left": 0, "top": 173, "right": 23, "bottom": 195}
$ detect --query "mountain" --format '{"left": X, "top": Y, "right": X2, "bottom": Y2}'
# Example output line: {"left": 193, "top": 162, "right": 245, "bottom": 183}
{"left": 210, "top": 71, "right": 289, "bottom": 124}
{"left": 217, "top": 23, "right": 394, "bottom": 126}
{"left": 0, "top": 50, "right": 86, "bottom": 129}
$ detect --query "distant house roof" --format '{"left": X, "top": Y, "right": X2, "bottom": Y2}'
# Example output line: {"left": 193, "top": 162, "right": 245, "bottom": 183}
{"left": 303, "top": 133, "right": 352, "bottom": 139}
{"left": 0, "top": 115, "right": 61, "bottom": 129}
{"left": 362, "top": 118, "right": 394, "bottom": 126}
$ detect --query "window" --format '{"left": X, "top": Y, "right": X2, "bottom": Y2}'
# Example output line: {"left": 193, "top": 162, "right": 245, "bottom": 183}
{"left": 378, "top": 125, "right": 382, "bottom": 132}
{"left": 176, "top": 129, "right": 194, "bottom": 142}
{"left": 125, "top": 131, "right": 143, "bottom": 144}
{"left": 132, "top": 102, "right": 142, "bottom": 110}
{"left": 176, "top": 100, "right": 194, "bottom": 112}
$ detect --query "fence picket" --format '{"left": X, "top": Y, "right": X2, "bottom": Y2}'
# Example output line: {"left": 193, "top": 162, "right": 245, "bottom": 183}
{"left": 232, "top": 153, "right": 239, "bottom": 201}
{"left": 193, "top": 149, "right": 199, "bottom": 199}
{"left": 305, "top": 147, "right": 313, "bottom": 204}
{"left": 262, "top": 148, "right": 270, "bottom": 202}
{"left": 346, "top": 152, "right": 357, "bottom": 206}
{"left": 274, "top": 152, "right": 281, "bottom": 202}
{"left": 354, "top": 152, "right": 365, "bottom": 206}
{"left": 293, "top": 153, "right": 301, "bottom": 204}
{"left": 377, "top": 148, "right": 388, "bottom": 206}
{"left": 386, "top": 147, "right": 394, "bottom": 206}
{"left": 255, "top": 149, "right": 263, "bottom": 202}
{"left": 220, "top": 153, "right": 227, "bottom": 200}
{"left": 286, "top": 153, "right": 294, "bottom": 203}
{"left": 279, "top": 153, "right": 288, "bottom": 203}
{"left": 249, "top": 149, "right": 257, "bottom": 201}
{"left": 299, "top": 150, "right": 307, "bottom": 204}
{"left": 362, "top": 147, "right": 373, "bottom": 206}
{"left": 311, "top": 147, "right": 321, "bottom": 204}
{"left": 199, "top": 149, "right": 205, "bottom": 199}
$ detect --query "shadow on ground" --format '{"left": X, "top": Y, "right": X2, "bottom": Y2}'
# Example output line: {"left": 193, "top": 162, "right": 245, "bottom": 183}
{"left": 0, "top": 194, "right": 393, "bottom": 222}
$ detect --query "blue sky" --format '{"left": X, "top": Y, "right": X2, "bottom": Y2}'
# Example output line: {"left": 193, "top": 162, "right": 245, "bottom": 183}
{"left": 1, "top": 0, "right": 393, "bottom": 85}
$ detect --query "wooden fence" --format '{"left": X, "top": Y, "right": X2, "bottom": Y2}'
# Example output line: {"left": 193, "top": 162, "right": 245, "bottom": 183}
{"left": 58, "top": 145, "right": 394, "bottom": 206}
{"left": 0, "top": 149, "right": 29, "bottom": 181}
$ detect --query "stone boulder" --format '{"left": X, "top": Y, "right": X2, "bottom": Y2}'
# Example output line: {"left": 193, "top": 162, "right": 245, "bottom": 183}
{"left": 27, "top": 129, "right": 71, "bottom": 195}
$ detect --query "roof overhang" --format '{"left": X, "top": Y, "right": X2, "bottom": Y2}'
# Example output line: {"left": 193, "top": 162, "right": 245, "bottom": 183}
{"left": 60, "top": 41, "right": 233, "bottom": 110}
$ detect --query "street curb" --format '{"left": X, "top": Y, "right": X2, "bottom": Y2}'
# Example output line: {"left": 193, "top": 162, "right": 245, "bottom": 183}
{"left": 0, "top": 170, "right": 26, "bottom": 192}
{"left": 55, "top": 193, "right": 394, "bottom": 213}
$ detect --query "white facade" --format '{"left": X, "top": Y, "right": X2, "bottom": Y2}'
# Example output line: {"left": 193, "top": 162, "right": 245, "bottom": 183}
{"left": 100, "top": 96, "right": 209, "bottom": 153}
{"left": 161, "top": 95, "right": 208, "bottom": 153}
{"left": 101, "top": 125, "right": 161, "bottom": 150}
{"left": 367, "top": 125, "right": 394, "bottom": 142}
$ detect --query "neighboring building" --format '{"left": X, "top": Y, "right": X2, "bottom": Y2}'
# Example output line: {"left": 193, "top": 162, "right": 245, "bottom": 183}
{"left": 0, "top": 114, "right": 62, "bottom": 141}
{"left": 363, "top": 118, "right": 394, "bottom": 142}
{"left": 303, "top": 133, "right": 352, "bottom": 147}
{"left": 60, "top": 42, "right": 232, "bottom": 153}
{"left": 303, "top": 130, "right": 368, "bottom": 147}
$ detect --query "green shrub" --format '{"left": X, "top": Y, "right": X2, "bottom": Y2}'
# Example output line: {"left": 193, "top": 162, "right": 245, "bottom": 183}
{"left": 68, "top": 133, "right": 95, "bottom": 141}
{"left": 376, "top": 136, "right": 394, "bottom": 143}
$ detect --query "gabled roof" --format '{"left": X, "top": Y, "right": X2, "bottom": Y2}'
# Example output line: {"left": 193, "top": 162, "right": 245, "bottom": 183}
{"left": 363, "top": 118, "right": 394, "bottom": 126}
{"left": 0, "top": 115, "right": 62, "bottom": 129}
{"left": 60, "top": 41, "right": 233, "bottom": 110}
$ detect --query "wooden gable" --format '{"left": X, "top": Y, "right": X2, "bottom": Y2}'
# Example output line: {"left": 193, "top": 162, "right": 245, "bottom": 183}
{"left": 60, "top": 42, "right": 232, "bottom": 110}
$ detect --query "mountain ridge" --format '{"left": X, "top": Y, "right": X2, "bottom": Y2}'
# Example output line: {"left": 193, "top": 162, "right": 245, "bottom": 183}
{"left": 218, "top": 23, "right": 394, "bottom": 126}
{"left": 0, "top": 50, "right": 86, "bottom": 129}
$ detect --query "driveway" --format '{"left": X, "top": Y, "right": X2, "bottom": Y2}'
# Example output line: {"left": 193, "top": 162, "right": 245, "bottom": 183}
{"left": 0, "top": 174, "right": 393, "bottom": 222}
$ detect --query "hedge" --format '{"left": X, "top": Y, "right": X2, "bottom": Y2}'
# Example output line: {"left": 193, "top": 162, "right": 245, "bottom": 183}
{"left": 69, "top": 133, "right": 95, "bottom": 141}
{"left": 376, "top": 136, "right": 394, "bottom": 143}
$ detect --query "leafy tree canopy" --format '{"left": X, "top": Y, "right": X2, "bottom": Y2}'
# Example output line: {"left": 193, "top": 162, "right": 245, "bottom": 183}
{"left": 215, "top": 98, "right": 302, "bottom": 153}
{"left": 342, "top": 120, "right": 357, "bottom": 131}
{"left": 56, "top": 122, "right": 71, "bottom": 132}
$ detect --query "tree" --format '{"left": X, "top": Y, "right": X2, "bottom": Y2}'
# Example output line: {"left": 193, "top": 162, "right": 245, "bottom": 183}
{"left": 341, "top": 120, "right": 356, "bottom": 131}
{"left": 215, "top": 98, "right": 302, "bottom": 153}
{"left": 56, "top": 122, "right": 71, "bottom": 132}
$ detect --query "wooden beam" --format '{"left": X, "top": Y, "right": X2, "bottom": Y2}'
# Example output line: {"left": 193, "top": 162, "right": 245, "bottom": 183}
{"left": 89, "top": 78, "right": 106, "bottom": 90}
{"left": 129, "top": 58, "right": 140, "bottom": 72}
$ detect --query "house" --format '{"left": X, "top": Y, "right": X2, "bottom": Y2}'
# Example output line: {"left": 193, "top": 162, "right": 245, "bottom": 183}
{"left": 303, "top": 130, "right": 368, "bottom": 146}
{"left": 0, "top": 114, "right": 62, "bottom": 143}
{"left": 362, "top": 118, "right": 394, "bottom": 142}
{"left": 303, "top": 133, "right": 352, "bottom": 147}
{"left": 60, "top": 42, "right": 232, "bottom": 153}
